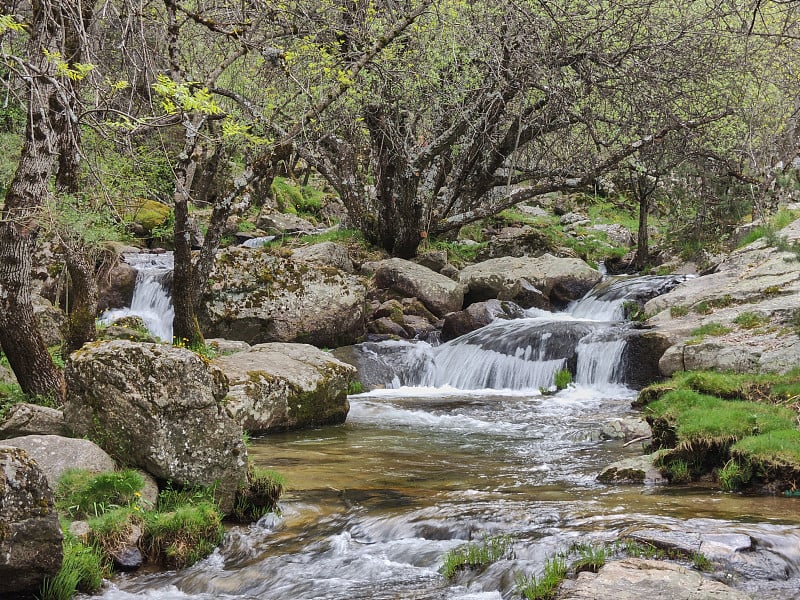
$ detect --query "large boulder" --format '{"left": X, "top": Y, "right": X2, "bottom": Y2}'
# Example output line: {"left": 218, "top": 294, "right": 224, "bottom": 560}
{"left": 459, "top": 254, "right": 602, "bottom": 307}
{"left": 63, "top": 341, "right": 247, "bottom": 512}
{"left": 292, "top": 241, "right": 355, "bottom": 273}
{"left": 0, "top": 403, "right": 66, "bottom": 439}
{"left": 374, "top": 258, "right": 465, "bottom": 318}
{"left": 97, "top": 257, "right": 137, "bottom": 312}
{"left": 558, "top": 558, "right": 749, "bottom": 599}
{"left": 645, "top": 219, "right": 800, "bottom": 376}
{"left": 200, "top": 247, "right": 367, "bottom": 347}
{"left": 0, "top": 446, "right": 63, "bottom": 598}
{"left": 213, "top": 343, "right": 355, "bottom": 433}
{"left": 1, "top": 435, "right": 116, "bottom": 489}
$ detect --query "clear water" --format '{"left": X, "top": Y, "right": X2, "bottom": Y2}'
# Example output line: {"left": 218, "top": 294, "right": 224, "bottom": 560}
{"left": 93, "top": 385, "right": 800, "bottom": 600}
{"left": 90, "top": 274, "right": 800, "bottom": 599}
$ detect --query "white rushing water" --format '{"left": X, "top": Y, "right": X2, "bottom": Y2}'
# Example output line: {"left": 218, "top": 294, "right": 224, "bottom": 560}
{"left": 99, "top": 253, "right": 174, "bottom": 341}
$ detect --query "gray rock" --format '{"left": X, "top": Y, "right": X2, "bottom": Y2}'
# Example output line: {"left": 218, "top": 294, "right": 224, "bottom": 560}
{"left": 256, "top": 211, "right": 316, "bottom": 234}
{"left": 597, "top": 453, "right": 666, "bottom": 485}
{"left": 0, "top": 403, "right": 66, "bottom": 439}
{"left": 401, "top": 314, "right": 438, "bottom": 339}
{"left": 441, "top": 300, "right": 526, "bottom": 342}
{"left": 459, "top": 254, "right": 602, "bottom": 306}
{"left": 415, "top": 250, "right": 449, "bottom": 273}
{"left": 628, "top": 527, "right": 795, "bottom": 582}
{"left": 33, "top": 294, "right": 64, "bottom": 348}
{"left": 374, "top": 258, "right": 465, "bottom": 318}
{"left": 213, "top": 343, "right": 355, "bottom": 433}
{"left": 516, "top": 204, "right": 549, "bottom": 218}
{"left": 496, "top": 277, "right": 550, "bottom": 310}
{"left": 559, "top": 211, "right": 590, "bottom": 226}
{"left": 600, "top": 417, "right": 651, "bottom": 441}
{"left": 0, "top": 446, "right": 62, "bottom": 597}
{"left": 558, "top": 558, "right": 750, "bottom": 599}
{"left": 476, "top": 227, "right": 556, "bottom": 260}
{"left": 368, "top": 316, "right": 409, "bottom": 338}
{"left": 64, "top": 341, "right": 247, "bottom": 513}
{"left": 201, "top": 247, "right": 367, "bottom": 347}
{"left": 1, "top": 435, "right": 116, "bottom": 488}
{"left": 97, "top": 258, "right": 137, "bottom": 312}
{"left": 592, "top": 223, "right": 634, "bottom": 247}
{"left": 292, "top": 241, "right": 355, "bottom": 273}
{"left": 207, "top": 338, "right": 252, "bottom": 356}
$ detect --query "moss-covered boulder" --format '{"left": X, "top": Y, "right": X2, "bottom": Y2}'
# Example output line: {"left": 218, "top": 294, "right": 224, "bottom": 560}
{"left": 200, "top": 246, "right": 367, "bottom": 347}
{"left": 127, "top": 199, "right": 171, "bottom": 232}
{"left": 63, "top": 341, "right": 247, "bottom": 513}
{"left": 0, "top": 446, "right": 63, "bottom": 597}
{"left": 213, "top": 343, "right": 355, "bottom": 433}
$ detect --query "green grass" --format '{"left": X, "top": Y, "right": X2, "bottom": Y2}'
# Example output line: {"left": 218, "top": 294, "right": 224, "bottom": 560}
{"left": 554, "top": 369, "right": 573, "bottom": 390}
{"left": 56, "top": 469, "right": 144, "bottom": 519}
{"left": 670, "top": 305, "right": 689, "bottom": 317}
{"left": 87, "top": 506, "right": 140, "bottom": 555}
{"left": 141, "top": 500, "right": 224, "bottom": 569}
{"left": 718, "top": 458, "right": 752, "bottom": 491}
{"left": 571, "top": 543, "right": 608, "bottom": 573}
{"left": 38, "top": 537, "right": 108, "bottom": 600}
{"left": 641, "top": 371, "right": 800, "bottom": 491}
{"left": 732, "top": 429, "right": 800, "bottom": 465}
{"left": 688, "top": 322, "right": 733, "bottom": 340}
{"left": 733, "top": 311, "right": 770, "bottom": 329}
{"left": 232, "top": 466, "right": 285, "bottom": 523}
{"left": 440, "top": 535, "right": 512, "bottom": 579}
{"left": 648, "top": 391, "right": 795, "bottom": 442}
{"left": 514, "top": 556, "right": 568, "bottom": 600}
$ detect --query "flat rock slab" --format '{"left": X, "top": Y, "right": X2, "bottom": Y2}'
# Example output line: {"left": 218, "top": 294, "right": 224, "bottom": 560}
{"left": 558, "top": 558, "right": 750, "bottom": 599}
{"left": 597, "top": 453, "right": 666, "bottom": 485}
{"left": 628, "top": 528, "right": 793, "bottom": 581}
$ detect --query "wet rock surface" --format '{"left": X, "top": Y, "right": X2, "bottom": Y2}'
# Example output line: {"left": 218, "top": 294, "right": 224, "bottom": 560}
{"left": 557, "top": 558, "right": 750, "bottom": 599}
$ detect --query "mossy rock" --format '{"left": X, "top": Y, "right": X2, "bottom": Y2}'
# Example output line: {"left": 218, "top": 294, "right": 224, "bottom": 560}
{"left": 127, "top": 199, "right": 171, "bottom": 232}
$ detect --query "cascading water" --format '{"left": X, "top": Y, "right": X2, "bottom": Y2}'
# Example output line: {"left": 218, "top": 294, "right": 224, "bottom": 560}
{"left": 93, "top": 271, "right": 800, "bottom": 600}
{"left": 352, "top": 275, "right": 689, "bottom": 391}
{"left": 100, "top": 252, "right": 174, "bottom": 341}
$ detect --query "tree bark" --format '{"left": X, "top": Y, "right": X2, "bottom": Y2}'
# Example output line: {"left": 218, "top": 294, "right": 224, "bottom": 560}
{"left": 0, "top": 0, "right": 68, "bottom": 400}
{"left": 635, "top": 193, "right": 649, "bottom": 270}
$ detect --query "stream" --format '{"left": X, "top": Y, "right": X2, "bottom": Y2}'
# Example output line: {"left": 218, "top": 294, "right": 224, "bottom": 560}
{"left": 93, "top": 270, "right": 800, "bottom": 599}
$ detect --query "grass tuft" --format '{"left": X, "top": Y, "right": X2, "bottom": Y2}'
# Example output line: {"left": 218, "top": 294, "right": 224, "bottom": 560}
{"left": 514, "top": 556, "right": 568, "bottom": 600}
{"left": 440, "top": 534, "right": 512, "bottom": 579}
{"left": 38, "top": 537, "right": 108, "bottom": 600}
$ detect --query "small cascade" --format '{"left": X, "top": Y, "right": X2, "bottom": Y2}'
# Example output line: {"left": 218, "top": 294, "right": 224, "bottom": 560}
{"left": 353, "top": 274, "right": 691, "bottom": 391}
{"left": 100, "top": 253, "right": 174, "bottom": 341}
{"left": 568, "top": 274, "right": 690, "bottom": 321}
{"left": 241, "top": 235, "right": 276, "bottom": 248}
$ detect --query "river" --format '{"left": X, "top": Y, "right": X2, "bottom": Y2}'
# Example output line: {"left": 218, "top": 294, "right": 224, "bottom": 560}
{"left": 93, "top": 273, "right": 800, "bottom": 599}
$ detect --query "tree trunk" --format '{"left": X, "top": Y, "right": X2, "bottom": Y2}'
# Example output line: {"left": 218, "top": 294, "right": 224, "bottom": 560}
{"left": 171, "top": 115, "right": 206, "bottom": 347}
{"left": 0, "top": 0, "right": 68, "bottom": 400}
{"left": 634, "top": 193, "right": 649, "bottom": 270}
{"left": 60, "top": 249, "right": 98, "bottom": 357}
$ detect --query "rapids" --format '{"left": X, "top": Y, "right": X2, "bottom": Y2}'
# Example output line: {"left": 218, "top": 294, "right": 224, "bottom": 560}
{"left": 90, "top": 273, "right": 800, "bottom": 599}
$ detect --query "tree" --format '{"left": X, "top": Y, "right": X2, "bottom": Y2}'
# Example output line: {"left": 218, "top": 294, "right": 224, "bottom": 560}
{"left": 0, "top": 1, "right": 76, "bottom": 399}
{"left": 299, "top": 0, "right": 775, "bottom": 257}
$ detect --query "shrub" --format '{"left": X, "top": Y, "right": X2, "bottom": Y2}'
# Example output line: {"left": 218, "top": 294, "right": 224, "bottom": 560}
{"left": 440, "top": 535, "right": 512, "bottom": 579}
{"left": 38, "top": 538, "right": 108, "bottom": 600}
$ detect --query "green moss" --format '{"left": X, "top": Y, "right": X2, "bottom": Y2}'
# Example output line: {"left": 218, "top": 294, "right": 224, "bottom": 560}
{"left": 127, "top": 199, "right": 171, "bottom": 232}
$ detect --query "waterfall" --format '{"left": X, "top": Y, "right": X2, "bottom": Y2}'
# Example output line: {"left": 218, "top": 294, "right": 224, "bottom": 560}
{"left": 100, "top": 253, "right": 174, "bottom": 341}
{"left": 351, "top": 274, "right": 690, "bottom": 391}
